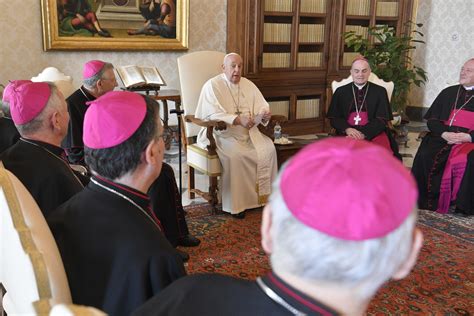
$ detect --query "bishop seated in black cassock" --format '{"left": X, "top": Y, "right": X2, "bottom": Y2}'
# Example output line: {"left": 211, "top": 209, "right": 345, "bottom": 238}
{"left": 48, "top": 91, "right": 186, "bottom": 316}
{"left": 133, "top": 138, "right": 423, "bottom": 316}
{"left": 412, "top": 58, "right": 474, "bottom": 215}
{"left": 62, "top": 60, "right": 200, "bottom": 252}
{"left": 0, "top": 80, "right": 84, "bottom": 218}
{"left": 327, "top": 57, "right": 401, "bottom": 159}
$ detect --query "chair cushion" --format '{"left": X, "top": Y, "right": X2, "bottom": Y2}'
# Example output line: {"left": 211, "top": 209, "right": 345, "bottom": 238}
{"left": 187, "top": 144, "right": 221, "bottom": 176}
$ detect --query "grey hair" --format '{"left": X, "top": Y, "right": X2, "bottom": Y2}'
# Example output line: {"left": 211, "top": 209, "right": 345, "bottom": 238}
{"left": 15, "top": 82, "right": 63, "bottom": 136}
{"left": 269, "top": 169, "right": 417, "bottom": 300}
{"left": 83, "top": 62, "right": 114, "bottom": 89}
{"left": 223, "top": 52, "right": 241, "bottom": 64}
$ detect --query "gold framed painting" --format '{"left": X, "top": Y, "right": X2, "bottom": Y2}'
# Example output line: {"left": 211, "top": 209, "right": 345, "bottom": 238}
{"left": 41, "top": 0, "right": 188, "bottom": 51}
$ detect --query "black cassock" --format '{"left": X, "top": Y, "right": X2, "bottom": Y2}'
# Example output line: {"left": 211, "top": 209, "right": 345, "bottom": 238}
{"left": 48, "top": 176, "right": 186, "bottom": 316}
{"left": 457, "top": 151, "right": 474, "bottom": 213}
{"left": 327, "top": 82, "right": 401, "bottom": 159}
{"left": 62, "top": 86, "right": 93, "bottom": 165}
{"left": 149, "top": 163, "right": 189, "bottom": 246}
{"left": 62, "top": 87, "right": 191, "bottom": 244}
{"left": 412, "top": 85, "right": 474, "bottom": 214}
{"left": 0, "top": 116, "right": 20, "bottom": 153}
{"left": 0, "top": 138, "right": 84, "bottom": 217}
{"left": 133, "top": 272, "right": 339, "bottom": 316}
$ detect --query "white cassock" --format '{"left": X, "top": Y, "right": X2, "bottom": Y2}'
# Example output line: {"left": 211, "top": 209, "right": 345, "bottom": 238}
{"left": 195, "top": 73, "right": 278, "bottom": 214}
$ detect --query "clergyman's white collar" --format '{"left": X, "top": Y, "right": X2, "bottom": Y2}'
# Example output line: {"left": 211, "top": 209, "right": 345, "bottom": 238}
{"left": 354, "top": 82, "right": 367, "bottom": 90}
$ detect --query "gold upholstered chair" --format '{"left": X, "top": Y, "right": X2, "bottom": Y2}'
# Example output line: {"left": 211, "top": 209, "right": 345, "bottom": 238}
{"left": 177, "top": 51, "right": 226, "bottom": 212}
{"left": 0, "top": 164, "right": 103, "bottom": 315}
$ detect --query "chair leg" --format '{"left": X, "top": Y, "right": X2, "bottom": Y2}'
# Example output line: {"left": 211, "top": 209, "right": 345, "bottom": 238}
{"left": 209, "top": 175, "right": 219, "bottom": 214}
{"left": 188, "top": 165, "right": 195, "bottom": 199}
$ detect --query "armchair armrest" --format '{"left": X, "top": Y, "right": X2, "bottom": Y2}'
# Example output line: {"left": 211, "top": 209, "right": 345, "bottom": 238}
{"left": 184, "top": 115, "right": 226, "bottom": 130}
{"left": 184, "top": 115, "right": 227, "bottom": 155}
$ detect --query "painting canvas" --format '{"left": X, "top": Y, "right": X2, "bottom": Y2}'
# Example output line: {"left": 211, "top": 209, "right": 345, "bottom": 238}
{"left": 41, "top": 0, "right": 188, "bottom": 51}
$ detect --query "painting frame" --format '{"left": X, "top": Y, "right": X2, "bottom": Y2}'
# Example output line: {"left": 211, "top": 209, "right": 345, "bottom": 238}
{"left": 41, "top": 0, "right": 189, "bottom": 51}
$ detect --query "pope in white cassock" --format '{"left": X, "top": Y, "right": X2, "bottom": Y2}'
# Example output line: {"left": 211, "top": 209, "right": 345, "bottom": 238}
{"left": 195, "top": 53, "right": 278, "bottom": 218}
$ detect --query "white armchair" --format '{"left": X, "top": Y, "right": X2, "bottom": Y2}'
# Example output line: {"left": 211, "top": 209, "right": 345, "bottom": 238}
{"left": 328, "top": 73, "right": 395, "bottom": 133}
{"left": 31, "top": 67, "right": 75, "bottom": 99}
{"left": 177, "top": 51, "right": 226, "bottom": 212}
{"left": 331, "top": 72, "right": 394, "bottom": 101}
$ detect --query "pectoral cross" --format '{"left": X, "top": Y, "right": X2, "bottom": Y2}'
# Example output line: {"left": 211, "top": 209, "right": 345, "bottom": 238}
{"left": 354, "top": 114, "right": 361, "bottom": 125}
{"left": 235, "top": 109, "right": 242, "bottom": 115}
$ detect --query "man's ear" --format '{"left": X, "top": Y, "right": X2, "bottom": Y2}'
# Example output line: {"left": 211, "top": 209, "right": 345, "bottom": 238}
{"left": 392, "top": 228, "right": 424, "bottom": 280}
{"left": 261, "top": 205, "right": 273, "bottom": 255}
{"left": 144, "top": 139, "right": 160, "bottom": 165}
{"left": 95, "top": 79, "right": 104, "bottom": 92}
{"left": 50, "top": 111, "right": 61, "bottom": 131}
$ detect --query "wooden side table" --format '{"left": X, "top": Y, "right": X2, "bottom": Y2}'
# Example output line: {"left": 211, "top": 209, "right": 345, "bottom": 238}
{"left": 275, "top": 142, "right": 307, "bottom": 168}
{"left": 151, "top": 89, "right": 181, "bottom": 129}
{"left": 275, "top": 135, "right": 328, "bottom": 168}
{"left": 151, "top": 89, "right": 183, "bottom": 149}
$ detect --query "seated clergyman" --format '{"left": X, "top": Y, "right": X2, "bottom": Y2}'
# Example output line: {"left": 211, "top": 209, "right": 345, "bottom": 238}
{"left": 195, "top": 52, "right": 277, "bottom": 218}
{"left": 48, "top": 91, "right": 186, "bottom": 316}
{"left": 63, "top": 59, "right": 200, "bottom": 258}
{"left": 327, "top": 56, "right": 401, "bottom": 159}
{"left": 412, "top": 58, "right": 474, "bottom": 215}
{"left": 133, "top": 138, "right": 423, "bottom": 316}
{"left": 0, "top": 80, "right": 84, "bottom": 217}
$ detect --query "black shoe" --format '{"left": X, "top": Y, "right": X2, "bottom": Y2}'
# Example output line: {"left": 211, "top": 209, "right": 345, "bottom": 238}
{"left": 231, "top": 211, "right": 246, "bottom": 219}
{"left": 454, "top": 207, "right": 470, "bottom": 217}
{"left": 176, "top": 249, "right": 190, "bottom": 262}
{"left": 178, "top": 235, "right": 201, "bottom": 247}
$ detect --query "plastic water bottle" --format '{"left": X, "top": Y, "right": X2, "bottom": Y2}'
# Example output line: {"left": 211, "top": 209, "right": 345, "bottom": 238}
{"left": 274, "top": 122, "right": 282, "bottom": 140}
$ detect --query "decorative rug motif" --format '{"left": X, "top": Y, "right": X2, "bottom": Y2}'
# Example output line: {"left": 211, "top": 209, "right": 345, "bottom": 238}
{"left": 182, "top": 204, "right": 267, "bottom": 279}
{"left": 182, "top": 203, "right": 473, "bottom": 315}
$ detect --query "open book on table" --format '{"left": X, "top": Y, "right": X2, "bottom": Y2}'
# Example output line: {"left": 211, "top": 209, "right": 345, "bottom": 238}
{"left": 116, "top": 65, "right": 166, "bottom": 89}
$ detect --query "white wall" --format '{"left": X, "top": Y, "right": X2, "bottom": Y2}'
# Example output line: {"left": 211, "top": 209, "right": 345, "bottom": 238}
{"left": 0, "top": 0, "right": 227, "bottom": 124}
{"left": 0, "top": 0, "right": 227, "bottom": 90}
{"left": 409, "top": 0, "right": 474, "bottom": 108}
{"left": 1, "top": 1, "right": 472, "bottom": 110}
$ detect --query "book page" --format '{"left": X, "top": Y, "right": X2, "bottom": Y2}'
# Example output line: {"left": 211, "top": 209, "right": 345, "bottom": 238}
{"left": 141, "top": 67, "right": 166, "bottom": 86}
{"left": 117, "top": 65, "right": 145, "bottom": 88}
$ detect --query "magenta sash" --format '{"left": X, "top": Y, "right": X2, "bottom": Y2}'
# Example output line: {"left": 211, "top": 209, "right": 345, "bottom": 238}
{"left": 437, "top": 110, "right": 474, "bottom": 213}
{"left": 347, "top": 112, "right": 391, "bottom": 152}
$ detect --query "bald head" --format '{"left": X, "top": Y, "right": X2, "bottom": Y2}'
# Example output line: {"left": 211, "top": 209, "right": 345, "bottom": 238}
{"left": 351, "top": 58, "right": 371, "bottom": 86}
{"left": 459, "top": 58, "right": 474, "bottom": 87}
{"left": 222, "top": 53, "right": 243, "bottom": 84}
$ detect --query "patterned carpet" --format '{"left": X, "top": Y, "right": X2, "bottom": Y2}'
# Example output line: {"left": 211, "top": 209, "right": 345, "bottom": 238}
{"left": 181, "top": 203, "right": 474, "bottom": 315}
